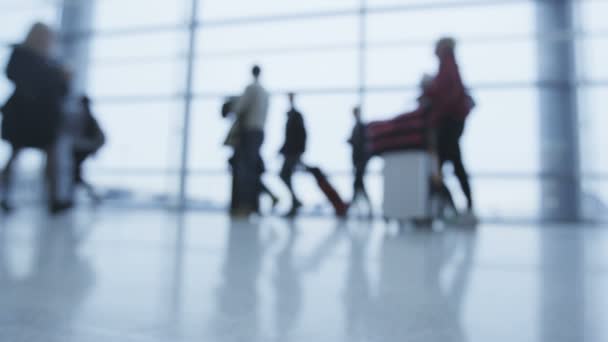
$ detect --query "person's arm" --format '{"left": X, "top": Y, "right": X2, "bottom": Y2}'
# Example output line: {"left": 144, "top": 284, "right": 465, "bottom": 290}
{"left": 232, "top": 86, "right": 253, "bottom": 121}
{"left": 90, "top": 117, "right": 106, "bottom": 151}
{"left": 348, "top": 125, "right": 357, "bottom": 145}
{"left": 280, "top": 113, "right": 296, "bottom": 154}
{"left": 74, "top": 116, "right": 106, "bottom": 153}
{"left": 299, "top": 114, "right": 307, "bottom": 153}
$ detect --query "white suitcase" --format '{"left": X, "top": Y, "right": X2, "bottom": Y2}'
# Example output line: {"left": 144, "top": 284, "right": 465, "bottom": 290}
{"left": 382, "top": 151, "right": 431, "bottom": 221}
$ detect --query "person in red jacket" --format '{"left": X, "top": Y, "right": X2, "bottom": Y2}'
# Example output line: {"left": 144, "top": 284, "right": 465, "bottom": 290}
{"left": 426, "top": 37, "right": 475, "bottom": 217}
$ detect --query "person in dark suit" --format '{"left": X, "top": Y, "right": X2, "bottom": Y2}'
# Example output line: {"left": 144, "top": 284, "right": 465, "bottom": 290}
{"left": 69, "top": 96, "right": 105, "bottom": 203}
{"left": 279, "top": 93, "right": 307, "bottom": 217}
{"left": 348, "top": 106, "right": 372, "bottom": 217}
{"left": 0, "top": 23, "right": 71, "bottom": 213}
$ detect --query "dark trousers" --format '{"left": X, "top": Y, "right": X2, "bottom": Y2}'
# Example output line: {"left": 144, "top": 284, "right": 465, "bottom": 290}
{"left": 352, "top": 158, "right": 370, "bottom": 203}
{"left": 280, "top": 154, "right": 301, "bottom": 205}
{"left": 73, "top": 150, "right": 91, "bottom": 184}
{"left": 1, "top": 144, "right": 62, "bottom": 207}
{"left": 437, "top": 118, "right": 473, "bottom": 210}
{"left": 234, "top": 130, "right": 264, "bottom": 212}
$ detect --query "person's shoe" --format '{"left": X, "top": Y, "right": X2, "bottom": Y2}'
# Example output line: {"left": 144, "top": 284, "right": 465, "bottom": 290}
{"left": 0, "top": 200, "right": 14, "bottom": 214}
{"left": 270, "top": 197, "right": 280, "bottom": 212}
{"left": 284, "top": 200, "right": 303, "bottom": 218}
{"left": 50, "top": 201, "right": 74, "bottom": 215}
{"left": 284, "top": 207, "right": 299, "bottom": 218}
{"left": 455, "top": 210, "right": 479, "bottom": 227}
{"left": 231, "top": 208, "right": 253, "bottom": 219}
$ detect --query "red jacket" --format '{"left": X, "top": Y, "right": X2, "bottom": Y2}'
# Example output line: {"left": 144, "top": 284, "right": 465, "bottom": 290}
{"left": 426, "top": 52, "right": 471, "bottom": 127}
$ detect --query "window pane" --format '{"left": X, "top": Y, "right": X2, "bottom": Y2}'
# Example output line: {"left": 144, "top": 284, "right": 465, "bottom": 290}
{"left": 87, "top": 100, "right": 183, "bottom": 170}
{"left": 88, "top": 61, "right": 185, "bottom": 98}
{"left": 465, "top": 178, "right": 540, "bottom": 220}
{"left": 580, "top": 38, "right": 608, "bottom": 82}
{"left": 581, "top": 0, "right": 608, "bottom": 32}
{"left": 194, "top": 50, "right": 358, "bottom": 94}
{"left": 199, "top": 0, "right": 357, "bottom": 21}
{"left": 366, "top": 40, "right": 537, "bottom": 88}
{"left": 464, "top": 88, "right": 539, "bottom": 174}
{"left": 93, "top": 0, "right": 190, "bottom": 31}
{"left": 579, "top": 87, "right": 608, "bottom": 174}
{"left": 90, "top": 31, "right": 188, "bottom": 62}
{"left": 367, "top": 3, "right": 535, "bottom": 42}
{"left": 368, "top": 0, "right": 522, "bottom": 7}
{"left": 0, "top": 7, "right": 57, "bottom": 42}
{"left": 582, "top": 180, "right": 608, "bottom": 221}
{"left": 197, "top": 16, "right": 357, "bottom": 54}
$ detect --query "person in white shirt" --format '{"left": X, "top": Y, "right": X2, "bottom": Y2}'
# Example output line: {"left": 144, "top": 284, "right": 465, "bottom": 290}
{"left": 231, "top": 65, "right": 270, "bottom": 216}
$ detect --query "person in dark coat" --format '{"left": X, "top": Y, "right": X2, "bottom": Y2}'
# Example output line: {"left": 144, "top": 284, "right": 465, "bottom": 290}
{"left": 279, "top": 93, "right": 307, "bottom": 217}
{"left": 68, "top": 96, "right": 105, "bottom": 203}
{"left": 0, "top": 23, "right": 71, "bottom": 213}
{"left": 348, "top": 106, "right": 372, "bottom": 217}
{"left": 426, "top": 37, "right": 476, "bottom": 220}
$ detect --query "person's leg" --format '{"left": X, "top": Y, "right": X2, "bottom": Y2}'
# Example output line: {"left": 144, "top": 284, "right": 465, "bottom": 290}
{"left": 46, "top": 139, "right": 74, "bottom": 214}
{"left": 451, "top": 140, "right": 473, "bottom": 211}
{"left": 251, "top": 132, "right": 265, "bottom": 213}
{"left": 357, "top": 160, "right": 372, "bottom": 215}
{"left": 74, "top": 151, "right": 100, "bottom": 203}
{"left": 280, "top": 155, "right": 301, "bottom": 206}
{"left": 352, "top": 163, "right": 363, "bottom": 203}
{"left": 437, "top": 120, "right": 473, "bottom": 211}
{"left": 259, "top": 180, "right": 279, "bottom": 210}
{"left": 352, "top": 159, "right": 371, "bottom": 216}
{"left": 448, "top": 120, "right": 473, "bottom": 211}
{"left": 229, "top": 151, "right": 239, "bottom": 213}
{"left": 235, "top": 130, "right": 264, "bottom": 215}
{"left": 436, "top": 181, "right": 457, "bottom": 216}
{"left": 1, "top": 146, "right": 21, "bottom": 211}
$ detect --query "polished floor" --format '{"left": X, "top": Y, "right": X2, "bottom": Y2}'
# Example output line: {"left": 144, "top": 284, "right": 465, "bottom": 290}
{"left": 0, "top": 208, "right": 606, "bottom": 342}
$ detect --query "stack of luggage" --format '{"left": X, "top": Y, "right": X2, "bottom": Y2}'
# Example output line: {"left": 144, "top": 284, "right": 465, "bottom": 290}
{"left": 366, "top": 108, "right": 428, "bottom": 156}
{"left": 366, "top": 108, "right": 435, "bottom": 224}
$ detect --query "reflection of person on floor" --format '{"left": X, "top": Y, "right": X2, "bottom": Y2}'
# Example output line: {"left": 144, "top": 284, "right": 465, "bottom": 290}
{"left": 274, "top": 224, "right": 302, "bottom": 341}
{"left": 426, "top": 37, "right": 476, "bottom": 222}
{"left": 0, "top": 215, "right": 95, "bottom": 335}
{"left": 348, "top": 106, "right": 372, "bottom": 217}
{"left": 227, "top": 65, "right": 270, "bottom": 216}
{"left": 0, "top": 22, "right": 72, "bottom": 213}
{"left": 279, "top": 93, "right": 307, "bottom": 217}
{"left": 67, "top": 96, "right": 105, "bottom": 203}
{"left": 344, "top": 232, "right": 372, "bottom": 340}
{"left": 213, "top": 220, "right": 262, "bottom": 342}
{"left": 369, "top": 232, "right": 474, "bottom": 341}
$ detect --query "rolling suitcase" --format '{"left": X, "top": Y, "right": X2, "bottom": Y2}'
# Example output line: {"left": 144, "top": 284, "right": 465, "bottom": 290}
{"left": 306, "top": 166, "right": 348, "bottom": 217}
{"left": 382, "top": 151, "right": 431, "bottom": 224}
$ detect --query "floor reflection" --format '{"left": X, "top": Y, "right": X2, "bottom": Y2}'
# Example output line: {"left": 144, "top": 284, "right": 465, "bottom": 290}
{"left": 0, "top": 213, "right": 95, "bottom": 340}
{"left": 273, "top": 221, "right": 302, "bottom": 342}
{"left": 0, "top": 210, "right": 602, "bottom": 342}
{"left": 212, "top": 219, "right": 263, "bottom": 342}
{"left": 354, "top": 227, "right": 475, "bottom": 342}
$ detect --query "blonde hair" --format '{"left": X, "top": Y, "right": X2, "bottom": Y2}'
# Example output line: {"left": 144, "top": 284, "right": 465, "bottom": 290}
{"left": 23, "top": 22, "right": 55, "bottom": 57}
